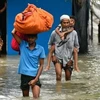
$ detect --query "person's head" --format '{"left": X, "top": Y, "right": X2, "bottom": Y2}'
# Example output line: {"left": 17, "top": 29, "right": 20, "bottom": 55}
{"left": 60, "top": 14, "right": 70, "bottom": 28}
{"left": 70, "top": 16, "right": 76, "bottom": 27}
{"left": 27, "top": 34, "right": 37, "bottom": 45}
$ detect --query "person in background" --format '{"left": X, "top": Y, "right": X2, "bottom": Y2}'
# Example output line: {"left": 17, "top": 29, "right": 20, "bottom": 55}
{"left": 0, "top": 1, "right": 6, "bottom": 55}
{"left": 44, "top": 15, "right": 80, "bottom": 72}
{"left": 45, "top": 15, "right": 79, "bottom": 81}
{"left": 12, "top": 28, "right": 46, "bottom": 99}
{"left": 0, "top": 30, "right": 3, "bottom": 56}
{"left": 0, "top": 1, "right": 6, "bottom": 13}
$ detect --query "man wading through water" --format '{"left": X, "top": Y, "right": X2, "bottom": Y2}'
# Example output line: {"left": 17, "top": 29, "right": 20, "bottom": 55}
{"left": 45, "top": 15, "right": 79, "bottom": 81}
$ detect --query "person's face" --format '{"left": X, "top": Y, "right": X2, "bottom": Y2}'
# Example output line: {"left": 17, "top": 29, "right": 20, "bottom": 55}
{"left": 27, "top": 35, "right": 37, "bottom": 45}
{"left": 61, "top": 19, "right": 70, "bottom": 28}
{"left": 70, "top": 18, "right": 75, "bottom": 26}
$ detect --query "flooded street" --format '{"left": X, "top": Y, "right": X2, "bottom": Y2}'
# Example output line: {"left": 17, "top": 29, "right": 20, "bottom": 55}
{"left": 0, "top": 43, "right": 100, "bottom": 100}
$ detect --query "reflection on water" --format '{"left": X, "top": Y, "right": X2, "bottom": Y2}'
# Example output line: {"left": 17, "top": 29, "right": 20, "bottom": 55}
{"left": 0, "top": 44, "right": 100, "bottom": 100}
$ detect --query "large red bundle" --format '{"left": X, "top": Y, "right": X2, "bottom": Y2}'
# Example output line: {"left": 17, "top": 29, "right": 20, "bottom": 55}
{"left": 14, "top": 3, "right": 54, "bottom": 34}
{"left": 11, "top": 32, "right": 26, "bottom": 51}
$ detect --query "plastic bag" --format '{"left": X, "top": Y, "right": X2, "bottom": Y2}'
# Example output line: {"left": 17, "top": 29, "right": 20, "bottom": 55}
{"left": 11, "top": 32, "right": 26, "bottom": 51}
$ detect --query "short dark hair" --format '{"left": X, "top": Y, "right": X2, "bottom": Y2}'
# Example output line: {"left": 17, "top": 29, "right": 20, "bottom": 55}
{"left": 26, "top": 34, "right": 37, "bottom": 38}
{"left": 70, "top": 16, "right": 76, "bottom": 22}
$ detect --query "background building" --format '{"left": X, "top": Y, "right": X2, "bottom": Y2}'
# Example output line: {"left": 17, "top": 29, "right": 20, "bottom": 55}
{"left": 2, "top": 0, "right": 99, "bottom": 55}
{"left": 7, "top": 0, "right": 72, "bottom": 55}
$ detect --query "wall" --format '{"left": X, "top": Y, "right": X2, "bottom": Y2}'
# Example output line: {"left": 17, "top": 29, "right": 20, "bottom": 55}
{"left": 7, "top": 0, "right": 72, "bottom": 55}
{"left": 0, "top": 0, "right": 6, "bottom": 54}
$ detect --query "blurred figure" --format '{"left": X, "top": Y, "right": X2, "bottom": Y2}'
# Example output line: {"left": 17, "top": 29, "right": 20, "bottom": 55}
{"left": 0, "top": 1, "right": 6, "bottom": 55}
{"left": 0, "top": 30, "right": 3, "bottom": 56}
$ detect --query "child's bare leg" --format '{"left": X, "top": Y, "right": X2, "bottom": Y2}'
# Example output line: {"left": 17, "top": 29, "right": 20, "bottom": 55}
{"left": 44, "top": 45, "right": 55, "bottom": 71}
{"left": 73, "top": 48, "right": 80, "bottom": 72}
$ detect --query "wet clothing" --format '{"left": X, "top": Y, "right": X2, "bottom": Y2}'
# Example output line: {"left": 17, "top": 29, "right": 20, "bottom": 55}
{"left": 48, "top": 30, "right": 61, "bottom": 49}
{"left": 20, "top": 74, "right": 41, "bottom": 90}
{"left": 48, "top": 29, "right": 79, "bottom": 66}
{"left": 18, "top": 40, "right": 46, "bottom": 77}
{"left": 63, "top": 65, "right": 73, "bottom": 74}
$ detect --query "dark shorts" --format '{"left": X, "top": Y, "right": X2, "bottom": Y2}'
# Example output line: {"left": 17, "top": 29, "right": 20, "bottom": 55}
{"left": 20, "top": 74, "right": 41, "bottom": 90}
{"left": 52, "top": 56, "right": 73, "bottom": 74}
{"left": 63, "top": 65, "right": 73, "bottom": 74}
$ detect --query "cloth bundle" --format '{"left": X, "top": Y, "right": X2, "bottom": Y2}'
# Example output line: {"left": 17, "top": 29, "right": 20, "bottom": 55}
{"left": 14, "top": 3, "right": 54, "bottom": 34}
{"left": 12, "top": 3, "right": 54, "bottom": 51}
